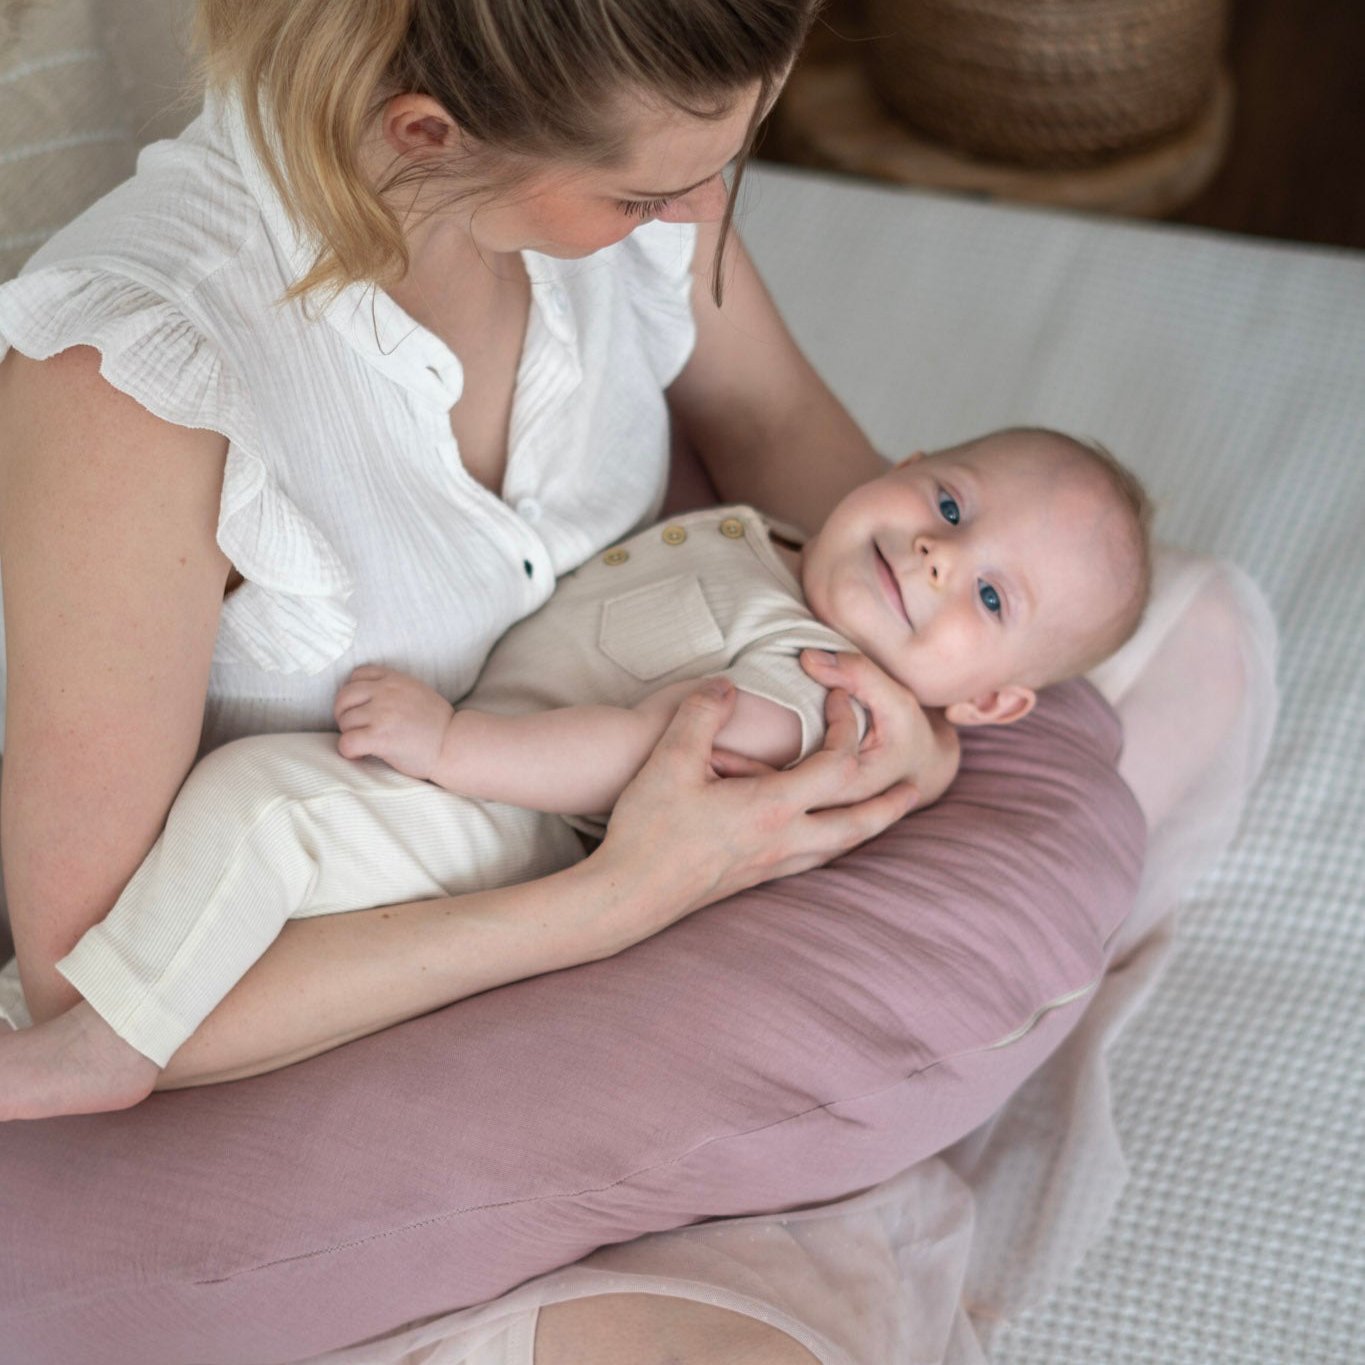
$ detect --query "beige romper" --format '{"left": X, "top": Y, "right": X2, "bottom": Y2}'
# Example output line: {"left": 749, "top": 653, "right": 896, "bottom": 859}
{"left": 56, "top": 508, "right": 855, "bottom": 1065}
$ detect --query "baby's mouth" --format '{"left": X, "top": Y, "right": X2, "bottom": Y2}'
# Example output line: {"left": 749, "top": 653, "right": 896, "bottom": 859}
{"left": 874, "top": 545, "right": 912, "bottom": 628}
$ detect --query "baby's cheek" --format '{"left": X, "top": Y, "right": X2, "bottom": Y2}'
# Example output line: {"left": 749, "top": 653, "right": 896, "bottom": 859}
{"left": 919, "top": 616, "right": 990, "bottom": 704}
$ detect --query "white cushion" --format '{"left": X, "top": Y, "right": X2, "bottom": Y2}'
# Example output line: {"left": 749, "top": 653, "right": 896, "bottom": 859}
{"left": 0, "top": 0, "right": 135, "bottom": 281}
{"left": 104, "top": 0, "right": 198, "bottom": 145}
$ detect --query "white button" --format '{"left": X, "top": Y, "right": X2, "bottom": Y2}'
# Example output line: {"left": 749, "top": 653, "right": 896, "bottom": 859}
{"left": 515, "top": 497, "right": 543, "bottom": 524}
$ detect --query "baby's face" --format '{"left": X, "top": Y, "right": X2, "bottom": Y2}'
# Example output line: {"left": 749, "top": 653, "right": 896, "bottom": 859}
{"left": 800, "top": 433, "right": 1128, "bottom": 722}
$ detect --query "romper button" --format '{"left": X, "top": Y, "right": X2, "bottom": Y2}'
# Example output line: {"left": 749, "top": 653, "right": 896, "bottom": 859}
{"left": 515, "top": 497, "right": 543, "bottom": 524}
{"left": 603, "top": 547, "right": 629, "bottom": 566}
{"left": 719, "top": 517, "right": 745, "bottom": 539}
{"left": 661, "top": 524, "right": 687, "bottom": 546}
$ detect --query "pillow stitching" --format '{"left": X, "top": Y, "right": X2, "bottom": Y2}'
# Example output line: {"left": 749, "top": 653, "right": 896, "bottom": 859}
{"left": 181, "top": 977, "right": 1103, "bottom": 1287}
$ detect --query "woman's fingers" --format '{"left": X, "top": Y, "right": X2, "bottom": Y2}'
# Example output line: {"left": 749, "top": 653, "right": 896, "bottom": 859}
{"left": 647, "top": 678, "right": 737, "bottom": 774}
{"left": 803, "top": 780, "right": 919, "bottom": 852}
{"left": 801, "top": 648, "right": 896, "bottom": 735}
{"left": 709, "top": 748, "right": 779, "bottom": 778}
{"left": 601, "top": 677, "right": 917, "bottom": 920}
{"left": 801, "top": 648, "right": 938, "bottom": 789}
{"left": 821, "top": 684, "right": 864, "bottom": 751}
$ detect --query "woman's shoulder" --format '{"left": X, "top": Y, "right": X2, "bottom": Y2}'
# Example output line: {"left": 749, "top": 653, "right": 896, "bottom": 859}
{"left": 0, "top": 104, "right": 290, "bottom": 456}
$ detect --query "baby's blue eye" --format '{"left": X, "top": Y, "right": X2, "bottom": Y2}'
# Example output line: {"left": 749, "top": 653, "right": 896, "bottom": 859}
{"left": 979, "top": 581, "right": 1002, "bottom": 615}
{"left": 937, "top": 490, "right": 961, "bottom": 525}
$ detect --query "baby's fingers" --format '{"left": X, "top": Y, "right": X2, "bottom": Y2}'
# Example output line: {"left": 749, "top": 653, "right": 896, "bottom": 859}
{"left": 336, "top": 725, "right": 375, "bottom": 760}
{"left": 346, "top": 664, "right": 390, "bottom": 683}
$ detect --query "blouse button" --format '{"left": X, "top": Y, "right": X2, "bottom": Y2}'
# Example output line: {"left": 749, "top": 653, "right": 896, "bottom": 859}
{"left": 661, "top": 524, "right": 687, "bottom": 546}
{"left": 515, "top": 497, "right": 543, "bottom": 524}
{"left": 603, "top": 547, "right": 630, "bottom": 566}
{"left": 719, "top": 517, "right": 746, "bottom": 539}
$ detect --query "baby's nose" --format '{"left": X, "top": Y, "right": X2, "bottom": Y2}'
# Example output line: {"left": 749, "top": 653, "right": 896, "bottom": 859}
{"left": 914, "top": 535, "right": 950, "bottom": 586}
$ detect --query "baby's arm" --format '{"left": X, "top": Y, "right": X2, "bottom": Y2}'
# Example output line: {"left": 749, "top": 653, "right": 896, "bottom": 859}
{"left": 335, "top": 666, "right": 803, "bottom": 817}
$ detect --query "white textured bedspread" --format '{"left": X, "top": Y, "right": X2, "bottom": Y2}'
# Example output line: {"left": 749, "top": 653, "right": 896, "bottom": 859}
{"left": 739, "top": 164, "right": 1362, "bottom": 1365}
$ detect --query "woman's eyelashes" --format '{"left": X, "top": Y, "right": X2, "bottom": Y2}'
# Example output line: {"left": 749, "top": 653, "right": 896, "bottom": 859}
{"left": 617, "top": 197, "right": 673, "bottom": 219}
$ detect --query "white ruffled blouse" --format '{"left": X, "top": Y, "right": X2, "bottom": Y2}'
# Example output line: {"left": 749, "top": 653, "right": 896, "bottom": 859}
{"left": 0, "top": 95, "right": 697, "bottom": 753}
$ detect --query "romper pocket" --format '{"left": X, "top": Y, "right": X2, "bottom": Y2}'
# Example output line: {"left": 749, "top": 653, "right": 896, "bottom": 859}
{"left": 599, "top": 575, "right": 725, "bottom": 681}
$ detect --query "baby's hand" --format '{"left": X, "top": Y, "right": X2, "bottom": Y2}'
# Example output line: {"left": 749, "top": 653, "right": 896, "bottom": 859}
{"left": 334, "top": 665, "right": 455, "bottom": 781}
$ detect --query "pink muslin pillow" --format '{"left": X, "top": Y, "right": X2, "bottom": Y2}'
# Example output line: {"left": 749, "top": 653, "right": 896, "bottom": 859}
{"left": 0, "top": 679, "right": 1142, "bottom": 1364}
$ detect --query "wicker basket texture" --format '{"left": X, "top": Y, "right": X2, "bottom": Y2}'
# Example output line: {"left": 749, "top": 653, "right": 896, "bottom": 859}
{"left": 864, "top": 0, "right": 1230, "bottom": 168}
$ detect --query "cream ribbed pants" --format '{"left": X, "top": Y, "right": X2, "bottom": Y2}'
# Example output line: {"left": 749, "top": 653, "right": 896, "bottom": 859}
{"left": 55, "top": 733, "right": 586, "bottom": 1065}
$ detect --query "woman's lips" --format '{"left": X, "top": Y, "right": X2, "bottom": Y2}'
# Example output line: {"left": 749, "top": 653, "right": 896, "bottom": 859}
{"left": 874, "top": 546, "right": 911, "bottom": 626}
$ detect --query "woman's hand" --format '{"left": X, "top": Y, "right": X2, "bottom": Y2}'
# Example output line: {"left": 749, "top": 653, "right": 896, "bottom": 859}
{"left": 799, "top": 649, "right": 961, "bottom": 809}
{"left": 593, "top": 677, "right": 921, "bottom": 944}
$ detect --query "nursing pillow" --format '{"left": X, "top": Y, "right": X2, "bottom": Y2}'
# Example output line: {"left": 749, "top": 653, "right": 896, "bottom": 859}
{"left": 0, "top": 679, "right": 1143, "bottom": 1364}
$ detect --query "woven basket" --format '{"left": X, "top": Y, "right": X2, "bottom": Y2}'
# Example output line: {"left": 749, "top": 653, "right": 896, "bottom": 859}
{"left": 863, "top": 0, "right": 1229, "bottom": 168}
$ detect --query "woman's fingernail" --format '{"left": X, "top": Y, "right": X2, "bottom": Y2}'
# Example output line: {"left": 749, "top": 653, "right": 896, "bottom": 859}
{"left": 700, "top": 677, "right": 732, "bottom": 698}
{"left": 805, "top": 649, "right": 839, "bottom": 668}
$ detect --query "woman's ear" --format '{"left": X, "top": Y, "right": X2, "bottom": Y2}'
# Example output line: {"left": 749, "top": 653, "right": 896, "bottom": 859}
{"left": 944, "top": 686, "right": 1036, "bottom": 727}
{"left": 380, "top": 93, "right": 459, "bottom": 159}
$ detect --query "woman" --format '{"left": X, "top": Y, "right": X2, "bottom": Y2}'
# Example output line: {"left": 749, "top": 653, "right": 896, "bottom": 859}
{"left": 0, "top": 0, "right": 935, "bottom": 1357}
{"left": 0, "top": 0, "right": 1266, "bottom": 1360}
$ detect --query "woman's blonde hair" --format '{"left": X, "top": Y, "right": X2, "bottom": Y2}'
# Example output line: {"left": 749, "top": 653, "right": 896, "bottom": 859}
{"left": 196, "top": 0, "right": 819, "bottom": 302}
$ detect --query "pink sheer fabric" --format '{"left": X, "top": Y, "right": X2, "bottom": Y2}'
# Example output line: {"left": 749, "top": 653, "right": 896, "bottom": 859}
{"left": 302, "top": 546, "right": 1278, "bottom": 1365}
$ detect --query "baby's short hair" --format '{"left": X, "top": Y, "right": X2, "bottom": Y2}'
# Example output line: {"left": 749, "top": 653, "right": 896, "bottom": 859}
{"left": 956, "top": 426, "right": 1151, "bottom": 686}
{"left": 1035, "top": 429, "right": 1153, "bottom": 683}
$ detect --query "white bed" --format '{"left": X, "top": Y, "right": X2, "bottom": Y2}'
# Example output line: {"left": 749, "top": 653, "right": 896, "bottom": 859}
{"left": 737, "top": 163, "right": 1362, "bottom": 1364}
{"left": 3, "top": 4, "right": 1362, "bottom": 1359}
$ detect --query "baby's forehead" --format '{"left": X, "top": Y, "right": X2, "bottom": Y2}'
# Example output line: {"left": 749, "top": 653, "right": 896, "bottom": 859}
{"left": 932, "top": 444, "right": 1114, "bottom": 529}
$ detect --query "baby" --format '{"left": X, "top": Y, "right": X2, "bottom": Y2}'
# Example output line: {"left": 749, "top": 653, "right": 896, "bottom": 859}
{"left": 1, "top": 426, "right": 1150, "bottom": 1119}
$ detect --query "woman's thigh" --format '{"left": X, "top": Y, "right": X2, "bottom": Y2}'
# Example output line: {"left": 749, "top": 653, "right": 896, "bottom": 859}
{"left": 534, "top": 1293, "right": 819, "bottom": 1365}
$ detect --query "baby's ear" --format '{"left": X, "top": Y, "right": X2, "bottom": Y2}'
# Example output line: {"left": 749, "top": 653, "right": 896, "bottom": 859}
{"left": 944, "top": 686, "right": 1036, "bottom": 727}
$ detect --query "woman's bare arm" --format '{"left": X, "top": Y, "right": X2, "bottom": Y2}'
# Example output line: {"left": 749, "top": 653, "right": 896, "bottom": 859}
{"left": 668, "top": 222, "right": 886, "bottom": 534}
{"left": 0, "top": 347, "right": 232, "bottom": 1021}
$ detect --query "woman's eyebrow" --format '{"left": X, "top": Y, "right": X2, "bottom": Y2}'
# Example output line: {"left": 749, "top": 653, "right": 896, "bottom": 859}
{"left": 621, "top": 171, "right": 718, "bottom": 200}
{"left": 622, "top": 145, "right": 745, "bottom": 200}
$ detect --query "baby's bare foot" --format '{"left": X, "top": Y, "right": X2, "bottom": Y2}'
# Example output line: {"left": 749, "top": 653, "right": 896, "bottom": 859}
{"left": 0, "top": 1002, "right": 160, "bottom": 1120}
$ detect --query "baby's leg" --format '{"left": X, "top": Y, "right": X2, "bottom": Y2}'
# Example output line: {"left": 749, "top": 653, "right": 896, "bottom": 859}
{"left": 1, "top": 734, "right": 582, "bottom": 1118}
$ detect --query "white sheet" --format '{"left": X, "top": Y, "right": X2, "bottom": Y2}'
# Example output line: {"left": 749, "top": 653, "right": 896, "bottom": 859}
{"left": 744, "top": 166, "right": 1361, "bottom": 1364}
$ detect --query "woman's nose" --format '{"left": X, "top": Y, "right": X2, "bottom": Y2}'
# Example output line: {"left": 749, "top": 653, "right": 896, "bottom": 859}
{"left": 658, "top": 176, "right": 728, "bottom": 224}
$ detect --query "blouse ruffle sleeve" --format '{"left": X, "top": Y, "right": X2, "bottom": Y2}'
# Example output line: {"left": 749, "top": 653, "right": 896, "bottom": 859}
{"left": 618, "top": 219, "right": 699, "bottom": 388}
{"left": 0, "top": 266, "right": 356, "bottom": 676}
